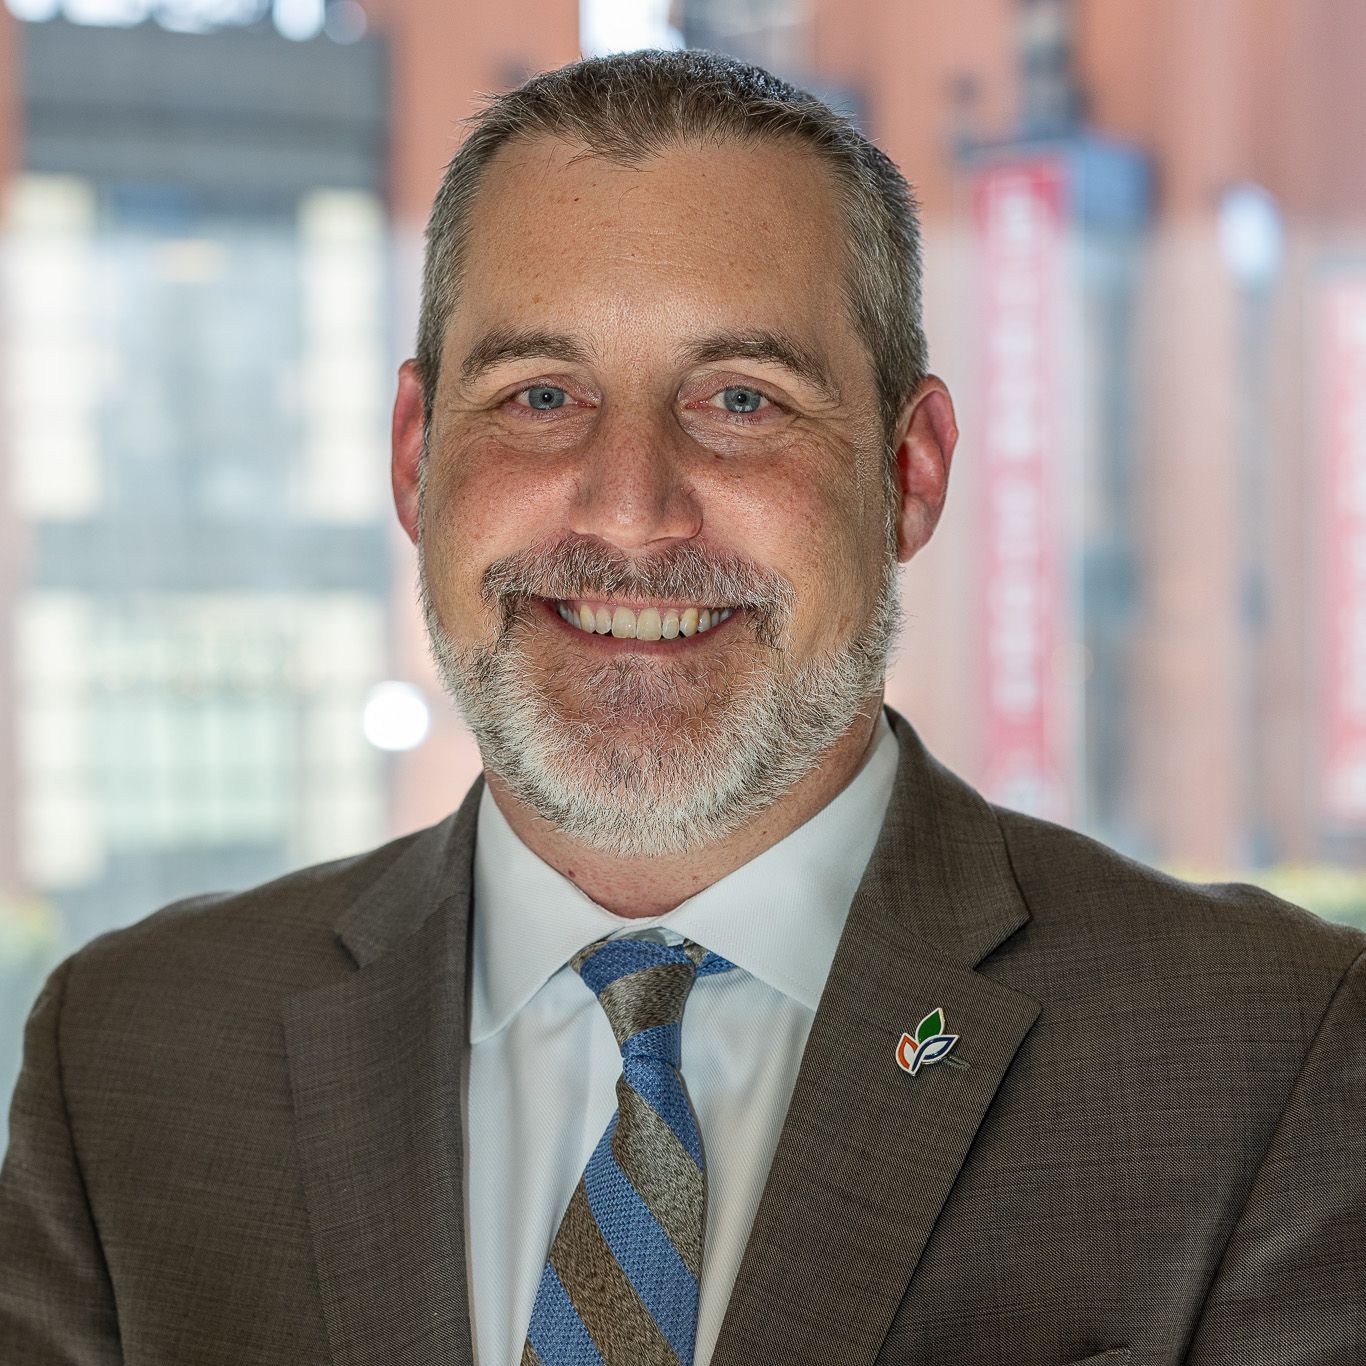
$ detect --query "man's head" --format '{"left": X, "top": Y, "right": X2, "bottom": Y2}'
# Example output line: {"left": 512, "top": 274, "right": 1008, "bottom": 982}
{"left": 391, "top": 49, "right": 958, "bottom": 857}
{"left": 416, "top": 49, "right": 931, "bottom": 478}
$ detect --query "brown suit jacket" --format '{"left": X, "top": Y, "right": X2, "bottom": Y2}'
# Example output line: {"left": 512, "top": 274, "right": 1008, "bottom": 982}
{"left": 2, "top": 707, "right": 1364, "bottom": 1365}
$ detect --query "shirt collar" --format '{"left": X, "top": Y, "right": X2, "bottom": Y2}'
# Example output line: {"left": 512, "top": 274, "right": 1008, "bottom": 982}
{"left": 470, "top": 708, "right": 900, "bottom": 1043}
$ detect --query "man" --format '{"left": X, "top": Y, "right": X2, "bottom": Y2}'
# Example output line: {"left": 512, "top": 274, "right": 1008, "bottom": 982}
{"left": 1, "top": 48, "right": 1363, "bottom": 1366}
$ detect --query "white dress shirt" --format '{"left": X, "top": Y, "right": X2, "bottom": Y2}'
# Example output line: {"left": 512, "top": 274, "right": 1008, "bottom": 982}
{"left": 464, "top": 710, "right": 899, "bottom": 1366}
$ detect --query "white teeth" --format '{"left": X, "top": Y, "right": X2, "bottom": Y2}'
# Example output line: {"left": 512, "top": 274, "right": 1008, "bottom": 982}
{"left": 556, "top": 600, "right": 732, "bottom": 640}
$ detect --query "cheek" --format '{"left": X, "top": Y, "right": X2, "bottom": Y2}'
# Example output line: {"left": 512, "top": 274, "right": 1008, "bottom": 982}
{"left": 803, "top": 518, "right": 879, "bottom": 646}
{"left": 714, "top": 471, "right": 872, "bottom": 647}
{"left": 421, "top": 445, "right": 548, "bottom": 622}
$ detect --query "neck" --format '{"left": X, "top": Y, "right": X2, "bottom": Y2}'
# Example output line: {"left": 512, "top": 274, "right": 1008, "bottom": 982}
{"left": 483, "top": 697, "right": 885, "bottom": 918}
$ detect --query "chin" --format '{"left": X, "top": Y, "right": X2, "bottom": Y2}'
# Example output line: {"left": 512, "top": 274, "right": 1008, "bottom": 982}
{"left": 534, "top": 651, "right": 719, "bottom": 727}
{"left": 423, "top": 554, "right": 902, "bottom": 855}
{"left": 457, "top": 660, "right": 870, "bottom": 841}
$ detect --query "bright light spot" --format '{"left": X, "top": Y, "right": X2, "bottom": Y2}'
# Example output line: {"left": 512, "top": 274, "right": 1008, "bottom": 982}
{"left": 580, "top": 0, "right": 682, "bottom": 58}
{"left": 273, "top": 0, "right": 322, "bottom": 41}
{"left": 362, "top": 681, "right": 430, "bottom": 752}
{"left": 1218, "top": 183, "right": 1284, "bottom": 289}
{"left": 157, "top": 238, "right": 226, "bottom": 283}
{"left": 324, "top": 0, "right": 365, "bottom": 42}
{"left": 4, "top": 0, "right": 60, "bottom": 20}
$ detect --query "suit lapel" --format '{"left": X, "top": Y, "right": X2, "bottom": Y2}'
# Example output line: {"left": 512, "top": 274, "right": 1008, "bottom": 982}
{"left": 284, "top": 778, "right": 484, "bottom": 1366}
{"left": 710, "top": 709, "right": 1041, "bottom": 1366}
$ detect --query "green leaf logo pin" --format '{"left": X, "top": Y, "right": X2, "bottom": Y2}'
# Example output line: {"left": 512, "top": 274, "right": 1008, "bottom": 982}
{"left": 896, "top": 1007, "right": 960, "bottom": 1076}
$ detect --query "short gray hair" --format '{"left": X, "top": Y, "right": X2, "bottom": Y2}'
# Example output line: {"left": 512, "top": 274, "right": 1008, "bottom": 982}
{"left": 415, "top": 49, "right": 929, "bottom": 449}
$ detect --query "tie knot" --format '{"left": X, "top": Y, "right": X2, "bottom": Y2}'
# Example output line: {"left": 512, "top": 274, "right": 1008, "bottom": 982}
{"left": 571, "top": 935, "right": 733, "bottom": 1062}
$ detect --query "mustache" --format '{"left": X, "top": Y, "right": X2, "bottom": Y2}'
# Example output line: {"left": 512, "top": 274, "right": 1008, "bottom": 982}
{"left": 479, "top": 536, "right": 795, "bottom": 647}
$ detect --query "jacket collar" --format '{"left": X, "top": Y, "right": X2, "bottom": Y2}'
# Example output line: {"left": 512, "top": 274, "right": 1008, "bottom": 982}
{"left": 331, "top": 775, "right": 484, "bottom": 969}
{"left": 329, "top": 704, "right": 1027, "bottom": 973}
{"left": 861, "top": 707, "right": 1031, "bottom": 967}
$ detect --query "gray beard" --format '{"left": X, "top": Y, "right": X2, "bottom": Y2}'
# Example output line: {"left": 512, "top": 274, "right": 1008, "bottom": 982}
{"left": 419, "top": 535, "right": 902, "bottom": 858}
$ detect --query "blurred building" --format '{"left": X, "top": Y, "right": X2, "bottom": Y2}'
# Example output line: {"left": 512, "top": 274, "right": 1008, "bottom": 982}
{"left": 0, "top": 0, "right": 575, "bottom": 959}
{"left": 2, "top": 18, "right": 399, "bottom": 951}
{"left": 736, "top": 0, "right": 1366, "bottom": 878}
{"left": 2, "top": 0, "right": 1366, "bottom": 973}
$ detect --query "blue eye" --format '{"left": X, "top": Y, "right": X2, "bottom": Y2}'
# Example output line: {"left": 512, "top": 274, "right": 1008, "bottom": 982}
{"left": 720, "top": 386, "right": 765, "bottom": 414}
{"left": 521, "top": 385, "right": 568, "bottom": 410}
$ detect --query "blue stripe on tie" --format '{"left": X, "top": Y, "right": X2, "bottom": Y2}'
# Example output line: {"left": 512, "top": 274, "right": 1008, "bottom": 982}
{"left": 583, "top": 1118, "right": 698, "bottom": 1363}
{"left": 696, "top": 951, "right": 734, "bottom": 977}
{"left": 525, "top": 1261, "right": 607, "bottom": 1366}
{"left": 623, "top": 1056, "right": 703, "bottom": 1166}
{"left": 622, "top": 1021, "right": 681, "bottom": 1067}
{"left": 578, "top": 939, "right": 690, "bottom": 996}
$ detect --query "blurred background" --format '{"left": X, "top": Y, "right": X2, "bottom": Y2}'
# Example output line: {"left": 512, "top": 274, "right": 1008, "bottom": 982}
{"left": 4, "top": 0, "right": 1366, "bottom": 1135}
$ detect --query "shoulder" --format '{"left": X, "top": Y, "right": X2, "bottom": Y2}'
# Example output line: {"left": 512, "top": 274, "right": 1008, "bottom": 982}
{"left": 980, "top": 808, "right": 1366, "bottom": 1209}
{"left": 57, "top": 823, "right": 444, "bottom": 1023}
{"left": 991, "top": 804, "right": 1366, "bottom": 1035}
{"left": 996, "top": 804, "right": 1363, "bottom": 962}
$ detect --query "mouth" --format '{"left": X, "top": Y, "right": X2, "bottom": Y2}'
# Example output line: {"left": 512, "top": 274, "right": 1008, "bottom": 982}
{"left": 537, "top": 596, "right": 739, "bottom": 650}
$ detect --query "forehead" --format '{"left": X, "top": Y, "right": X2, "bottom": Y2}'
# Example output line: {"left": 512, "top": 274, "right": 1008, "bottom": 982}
{"left": 448, "top": 132, "right": 859, "bottom": 361}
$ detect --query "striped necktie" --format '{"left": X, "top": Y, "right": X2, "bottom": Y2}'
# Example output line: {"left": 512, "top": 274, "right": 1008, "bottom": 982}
{"left": 521, "top": 934, "right": 735, "bottom": 1366}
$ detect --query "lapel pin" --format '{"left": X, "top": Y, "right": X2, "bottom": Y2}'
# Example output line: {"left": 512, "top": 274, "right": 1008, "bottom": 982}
{"left": 896, "top": 1007, "right": 960, "bottom": 1076}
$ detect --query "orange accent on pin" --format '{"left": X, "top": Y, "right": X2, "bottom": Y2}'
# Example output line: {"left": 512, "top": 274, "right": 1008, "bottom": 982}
{"left": 895, "top": 1032, "right": 918, "bottom": 1072}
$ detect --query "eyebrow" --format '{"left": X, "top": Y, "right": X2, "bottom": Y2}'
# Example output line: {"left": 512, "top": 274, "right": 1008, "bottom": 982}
{"left": 457, "top": 323, "right": 843, "bottom": 406}
{"left": 683, "top": 331, "right": 843, "bottom": 406}
{"left": 459, "top": 326, "right": 592, "bottom": 386}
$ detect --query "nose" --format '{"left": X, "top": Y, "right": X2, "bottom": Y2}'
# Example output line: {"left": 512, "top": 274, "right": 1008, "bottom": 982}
{"left": 566, "top": 407, "right": 702, "bottom": 551}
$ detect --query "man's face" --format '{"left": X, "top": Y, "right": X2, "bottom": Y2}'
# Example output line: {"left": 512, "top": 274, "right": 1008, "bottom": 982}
{"left": 411, "top": 134, "right": 906, "bottom": 855}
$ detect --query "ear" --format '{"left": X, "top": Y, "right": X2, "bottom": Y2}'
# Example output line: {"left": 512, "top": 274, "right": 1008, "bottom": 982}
{"left": 892, "top": 376, "right": 958, "bottom": 564}
{"left": 391, "top": 358, "right": 426, "bottom": 546}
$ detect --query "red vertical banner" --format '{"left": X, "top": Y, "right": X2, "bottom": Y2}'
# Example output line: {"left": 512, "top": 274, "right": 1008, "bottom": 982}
{"left": 971, "top": 158, "right": 1074, "bottom": 822}
{"left": 1319, "top": 274, "right": 1366, "bottom": 824}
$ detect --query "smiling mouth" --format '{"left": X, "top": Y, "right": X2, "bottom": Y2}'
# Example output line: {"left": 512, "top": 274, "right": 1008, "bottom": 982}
{"left": 544, "top": 597, "right": 737, "bottom": 641}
